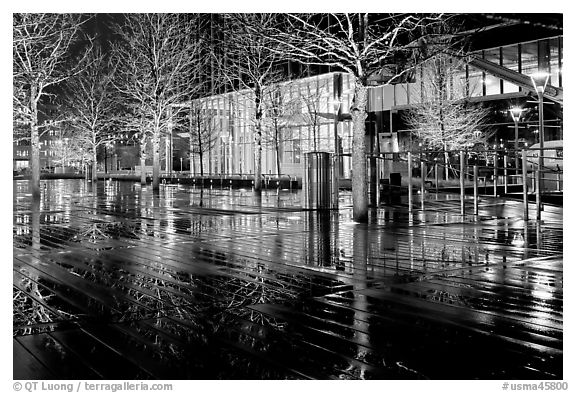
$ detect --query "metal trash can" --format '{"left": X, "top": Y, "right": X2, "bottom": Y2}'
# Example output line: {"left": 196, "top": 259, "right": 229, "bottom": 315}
{"left": 302, "top": 152, "right": 336, "bottom": 210}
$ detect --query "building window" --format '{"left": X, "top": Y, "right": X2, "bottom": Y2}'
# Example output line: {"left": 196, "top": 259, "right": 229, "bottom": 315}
{"left": 500, "top": 44, "right": 520, "bottom": 93}
{"left": 467, "top": 66, "right": 483, "bottom": 97}
{"left": 521, "top": 41, "right": 539, "bottom": 76}
{"left": 483, "top": 49, "right": 501, "bottom": 95}
{"left": 550, "top": 37, "right": 561, "bottom": 87}
{"left": 283, "top": 128, "right": 301, "bottom": 164}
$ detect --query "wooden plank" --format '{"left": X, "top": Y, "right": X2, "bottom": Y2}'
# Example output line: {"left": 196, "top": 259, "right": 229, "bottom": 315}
{"left": 16, "top": 333, "right": 100, "bottom": 379}
{"left": 49, "top": 328, "right": 152, "bottom": 379}
{"left": 13, "top": 339, "right": 54, "bottom": 380}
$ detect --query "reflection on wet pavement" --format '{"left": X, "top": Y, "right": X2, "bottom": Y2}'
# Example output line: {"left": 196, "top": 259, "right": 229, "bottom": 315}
{"left": 13, "top": 179, "right": 563, "bottom": 379}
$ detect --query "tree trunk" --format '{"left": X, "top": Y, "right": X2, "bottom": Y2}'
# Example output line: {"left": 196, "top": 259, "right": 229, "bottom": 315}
{"left": 140, "top": 155, "right": 146, "bottom": 185}
{"left": 30, "top": 84, "right": 40, "bottom": 199}
{"left": 92, "top": 150, "right": 98, "bottom": 183}
{"left": 199, "top": 151, "right": 204, "bottom": 177}
{"left": 351, "top": 81, "right": 368, "bottom": 222}
{"left": 152, "top": 130, "right": 160, "bottom": 190}
{"left": 275, "top": 141, "right": 281, "bottom": 177}
{"left": 197, "top": 124, "right": 204, "bottom": 177}
{"left": 313, "top": 126, "right": 317, "bottom": 151}
{"left": 254, "top": 121, "right": 262, "bottom": 191}
{"left": 443, "top": 142, "right": 449, "bottom": 181}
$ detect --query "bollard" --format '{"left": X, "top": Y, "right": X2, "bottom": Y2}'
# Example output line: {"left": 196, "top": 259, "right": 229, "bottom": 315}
{"left": 503, "top": 155, "right": 508, "bottom": 194}
{"left": 522, "top": 150, "right": 529, "bottom": 221}
{"left": 535, "top": 169, "right": 541, "bottom": 221}
{"left": 473, "top": 165, "right": 479, "bottom": 215}
{"left": 460, "top": 151, "right": 465, "bottom": 216}
{"left": 556, "top": 172, "right": 561, "bottom": 192}
{"left": 408, "top": 152, "right": 413, "bottom": 213}
{"left": 493, "top": 152, "right": 498, "bottom": 197}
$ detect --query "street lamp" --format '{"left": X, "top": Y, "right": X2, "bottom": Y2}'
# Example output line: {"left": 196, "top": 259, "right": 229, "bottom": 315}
{"left": 509, "top": 107, "right": 523, "bottom": 172}
{"left": 530, "top": 72, "right": 549, "bottom": 220}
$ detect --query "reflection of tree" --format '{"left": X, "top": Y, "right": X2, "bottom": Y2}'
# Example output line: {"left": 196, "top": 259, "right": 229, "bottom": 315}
{"left": 345, "top": 224, "right": 370, "bottom": 379}
{"left": 72, "top": 222, "right": 139, "bottom": 243}
{"left": 13, "top": 275, "right": 60, "bottom": 333}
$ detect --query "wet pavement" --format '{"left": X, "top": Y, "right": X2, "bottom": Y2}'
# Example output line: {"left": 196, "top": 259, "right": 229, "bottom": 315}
{"left": 13, "top": 179, "right": 563, "bottom": 380}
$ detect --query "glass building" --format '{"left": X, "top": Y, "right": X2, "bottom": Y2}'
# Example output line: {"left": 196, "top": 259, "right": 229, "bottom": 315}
{"left": 174, "top": 34, "right": 562, "bottom": 179}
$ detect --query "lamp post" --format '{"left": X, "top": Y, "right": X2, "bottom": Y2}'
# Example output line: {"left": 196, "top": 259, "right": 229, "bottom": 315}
{"left": 509, "top": 107, "right": 523, "bottom": 173}
{"left": 530, "top": 72, "right": 549, "bottom": 220}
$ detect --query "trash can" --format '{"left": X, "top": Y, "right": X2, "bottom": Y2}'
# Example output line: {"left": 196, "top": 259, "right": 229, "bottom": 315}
{"left": 302, "top": 152, "right": 335, "bottom": 210}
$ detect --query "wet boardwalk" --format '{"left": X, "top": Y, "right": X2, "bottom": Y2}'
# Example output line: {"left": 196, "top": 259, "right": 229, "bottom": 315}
{"left": 13, "top": 179, "right": 563, "bottom": 380}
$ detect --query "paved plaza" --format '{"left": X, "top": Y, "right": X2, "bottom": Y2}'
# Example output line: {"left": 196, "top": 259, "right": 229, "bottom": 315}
{"left": 13, "top": 179, "right": 563, "bottom": 379}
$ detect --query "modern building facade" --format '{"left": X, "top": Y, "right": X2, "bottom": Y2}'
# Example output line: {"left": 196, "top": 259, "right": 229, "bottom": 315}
{"left": 175, "top": 72, "right": 356, "bottom": 178}
{"left": 172, "top": 32, "right": 563, "bottom": 179}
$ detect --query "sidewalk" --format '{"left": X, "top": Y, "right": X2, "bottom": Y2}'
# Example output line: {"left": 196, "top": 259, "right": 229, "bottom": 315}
{"left": 13, "top": 179, "right": 563, "bottom": 379}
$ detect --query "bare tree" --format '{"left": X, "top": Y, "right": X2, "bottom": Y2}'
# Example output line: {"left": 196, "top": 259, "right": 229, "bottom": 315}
{"left": 265, "top": 13, "right": 447, "bottom": 221}
{"left": 121, "top": 110, "right": 150, "bottom": 185}
{"left": 404, "top": 53, "right": 494, "bottom": 179}
{"left": 261, "top": 81, "right": 299, "bottom": 176}
{"left": 50, "top": 125, "right": 92, "bottom": 172}
{"left": 188, "top": 101, "right": 219, "bottom": 176}
{"left": 13, "top": 13, "right": 90, "bottom": 198}
{"left": 298, "top": 78, "right": 331, "bottom": 152}
{"left": 110, "top": 14, "right": 203, "bottom": 191}
{"left": 216, "top": 13, "right": 287, "bottom": 191}
{"left": 60, "top": 46, "right": 118, "bottom": 182}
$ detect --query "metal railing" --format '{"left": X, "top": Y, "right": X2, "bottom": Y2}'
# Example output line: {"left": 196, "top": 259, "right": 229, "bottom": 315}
{"left": 367, "top": 146, "right": 562, "bottom": 220}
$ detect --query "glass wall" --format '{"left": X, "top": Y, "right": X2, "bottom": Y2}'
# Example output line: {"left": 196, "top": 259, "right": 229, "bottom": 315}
{"left": 501, "top": 45, "right": 520, "bottom": 93}
{"left": 521, "top": 41, "right": 539, "bottom": 77}
{"left": 187, "top": 72, "right": 353, "bottom": 177}
{"left": 467, "top": 66, "right": 484, "bottom": 97}
{"left": 549, "top": 37, "right": 562, "bottom": 87}
{"left": 483, "top": 48, "right": 501, "bottom": 95}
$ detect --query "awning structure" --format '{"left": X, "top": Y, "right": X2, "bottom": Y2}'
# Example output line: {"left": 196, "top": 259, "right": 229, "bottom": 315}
{"left": 462, "top": 53, "right": 563, "bottom": 105}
